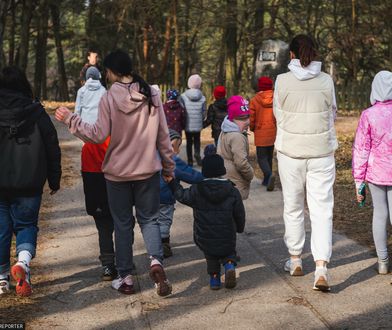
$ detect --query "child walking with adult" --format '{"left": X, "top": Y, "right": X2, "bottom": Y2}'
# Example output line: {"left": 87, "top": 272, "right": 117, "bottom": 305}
{"left": 55, "top": 50, "right": 175, "bottom": 297}
{"left": 75, "top": 67, "right": 116, "bottom": 281}
{"left": 218, "top": 95, "right": 254, "bottom": 200}
{"left": 0, "top": 66, "right": 61, "bottom": 296}
{"left": 163, "top": 89, "right": 186, "bottom": 138}
{"left": 352, "top": 70, "right": 392, "bottom": 279}
{"left": 250, "top": 76, "right": 276, "bottom": 191}
{"left": 159, "top": 129, "right": 204, "bottom": 257}
{"left": 204, "top": 85, "right": 228, "bottom": 146}
{"left": 169, "top": 146, "right": 245, "bottom": 289}
{"left": 274, "top": 35, "right": 338, "bottom": 291}
{"left": 180, "top": 74, "right": 206, "bottom": 166}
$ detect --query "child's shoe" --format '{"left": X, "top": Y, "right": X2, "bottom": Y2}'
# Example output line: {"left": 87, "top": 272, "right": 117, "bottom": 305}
{"left": 284, "top": 258, "right": 304, "bottom": 276}
{"left": 162, "top": 238, "right": 173, "bottom": 258}
{"left": 313, "top": 267, "right": 330, "bottom": 292}
{"left": 378, "top": 258, "right": 389, "bottom": 275}
{"left": 224, "top": 261, "right": 236, "bottom": 289}
{"left": 111, "top": 275, "right": 135, "bottom": 294}
{"left": 266, "top": 175, "right": 275, "bottom": 191}
{"left": 209, "top": 273, "right": 221, "bottom": 290}
{"left": 149, "top": 260, "right": 172, "bottom": 297}
{"left": 0, "top": 276, "right": 10, "bottom": 295}
{"left": 11, "top": 261, "right": 32, "bottom": 297}
{"left": 102, "top": 265, "right": 117, "bottom": 281}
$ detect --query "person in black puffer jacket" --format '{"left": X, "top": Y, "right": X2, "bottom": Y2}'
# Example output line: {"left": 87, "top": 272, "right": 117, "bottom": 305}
{"left": 0, "top": 66, "right": 61, "bottom": 297}
{"left": 169, "top": 145, "right": 245, "bottom": 290}
{"left": 204, "top": 85, "right": 228, "bottom": 146}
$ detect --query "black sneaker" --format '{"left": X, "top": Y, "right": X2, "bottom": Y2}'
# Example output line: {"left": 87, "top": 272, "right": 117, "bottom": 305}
{"left": 163, "top": 242, "right": 173, "bottom": 258}
{"left": 102, "top": 265, "right": 117, "bottom": 281}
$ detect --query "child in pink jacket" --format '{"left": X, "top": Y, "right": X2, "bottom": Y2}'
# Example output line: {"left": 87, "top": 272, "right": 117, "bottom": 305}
{"left": 352, "top": 70, "right": 392, "bottom": 279}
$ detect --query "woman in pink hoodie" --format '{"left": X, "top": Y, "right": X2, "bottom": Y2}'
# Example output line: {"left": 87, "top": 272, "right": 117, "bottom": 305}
{"left": 55, "top": 50, "right": 175, "bottom": 296}
{"left": 352, "top": 70, "right": 392, "bottom": 279}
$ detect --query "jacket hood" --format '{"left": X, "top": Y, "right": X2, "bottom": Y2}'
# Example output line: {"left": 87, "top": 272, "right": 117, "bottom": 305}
{"left": 109, "top": 82, "right": 149, "bottom": 114}
{"left": 85, "top": 78, "right": 103, "bottom": 91}
{"left": 185, "top": 88, "right": 203, "bottom": 101}
{"left": 370, "top": 70, "right": 392, "bottom": 105}
{"left": 167, "top": 100, "right": 182, "bottom": 110}
{"left": 254, "top": 90, "right": 273, "bottom": 107}
{"left": 221, "top": 116, "right": 240, "bottom": 133}
{"left": 0, "top": 89, "right": 41, "bottom": 123}
{"left": 288, "top": 59, "right": 322, "bottom": 81}
{"left": 198, "top": 179, "right": 233, "bottom": 203}
{"left": 213, "top": 98, "right": 227, "bottom": 109}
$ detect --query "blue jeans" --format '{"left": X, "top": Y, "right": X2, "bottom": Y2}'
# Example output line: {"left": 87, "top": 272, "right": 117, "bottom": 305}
{"left": 158, "top": 204, "right": 175, "bottom": 239}
{"left": 0, "top": 195, "right": 42, "bottom": 274}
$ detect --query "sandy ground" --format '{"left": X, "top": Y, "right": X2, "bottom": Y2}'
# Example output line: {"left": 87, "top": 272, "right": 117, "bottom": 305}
{"left": 1, "top": 116, "right": 392, "bottom": 329}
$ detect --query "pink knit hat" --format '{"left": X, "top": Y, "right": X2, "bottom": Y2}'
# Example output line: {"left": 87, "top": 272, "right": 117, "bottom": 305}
{"left": 227, "top": 95, "right": 250, "bottom": 121}
{"left": 187, "top": 74, "right": 202, "bottom": 89}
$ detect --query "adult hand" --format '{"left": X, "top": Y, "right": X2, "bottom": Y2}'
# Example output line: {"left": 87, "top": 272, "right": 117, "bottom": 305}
{"left": 55, "top": 106, "right": 71, "bottom": 123}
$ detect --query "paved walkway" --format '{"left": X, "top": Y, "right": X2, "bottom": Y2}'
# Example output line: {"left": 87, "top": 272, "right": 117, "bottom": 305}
{"left": 26, "top": 120, "right": 392, "bottom": 329}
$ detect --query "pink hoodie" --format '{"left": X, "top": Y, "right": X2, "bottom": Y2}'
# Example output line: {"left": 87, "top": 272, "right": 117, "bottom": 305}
{"left": 66, "top": 82, "right": 175, "bottom": 181}
{"left": 352, "top": 100, "right": 392, "bottom": 186}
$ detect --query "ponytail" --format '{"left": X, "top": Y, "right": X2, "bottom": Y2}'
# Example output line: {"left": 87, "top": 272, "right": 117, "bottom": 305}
{"left": 289, "top": 34, "right": 318, "bottom": 67}
{"left": 131, "top": 73, "right": 155, "bottom": 111}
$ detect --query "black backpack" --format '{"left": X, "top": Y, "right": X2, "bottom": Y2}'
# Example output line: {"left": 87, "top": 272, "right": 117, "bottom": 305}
{"left": 0, "top": 102, "right": 47, "bottom": 194}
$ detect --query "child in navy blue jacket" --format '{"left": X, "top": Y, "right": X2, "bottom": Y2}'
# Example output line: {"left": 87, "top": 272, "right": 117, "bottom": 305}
{"left": 159, "top": 129, "right": 204, "bottom": 257}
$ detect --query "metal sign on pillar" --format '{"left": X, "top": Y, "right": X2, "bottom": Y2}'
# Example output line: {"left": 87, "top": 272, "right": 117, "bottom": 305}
{"left": 253, "top": 39, "right": 290, "bottom": 91}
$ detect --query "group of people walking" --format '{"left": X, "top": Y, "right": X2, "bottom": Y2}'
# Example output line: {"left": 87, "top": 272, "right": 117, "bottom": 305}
{"left": 0, "top": 34, "right": 391, "bottom": 299}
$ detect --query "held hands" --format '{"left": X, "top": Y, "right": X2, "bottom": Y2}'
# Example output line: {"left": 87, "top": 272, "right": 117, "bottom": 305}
{"left": 55, "top": 106, "right": 72, "bottom": 123}
{"left": 162, "top": 174, "right": 174, "bottom": 183}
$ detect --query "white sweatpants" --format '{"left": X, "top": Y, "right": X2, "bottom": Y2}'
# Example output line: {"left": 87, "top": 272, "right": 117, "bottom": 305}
{"left": 277, "top": 152, "right": 335, "bottom": 262}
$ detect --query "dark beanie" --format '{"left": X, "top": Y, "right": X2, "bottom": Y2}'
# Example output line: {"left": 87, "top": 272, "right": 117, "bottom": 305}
{"left": 202, "top": 154, "right": 226, "bottom": 178}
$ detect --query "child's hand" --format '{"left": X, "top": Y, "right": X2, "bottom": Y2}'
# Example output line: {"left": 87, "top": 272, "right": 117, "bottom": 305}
{"left": 55, "top": 106, "right": 72, "bottom": 123}
{"left": 162, "top": 174, "right": 174, "bottom": 183}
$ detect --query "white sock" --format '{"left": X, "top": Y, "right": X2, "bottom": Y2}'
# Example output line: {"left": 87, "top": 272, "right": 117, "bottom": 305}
{"left": 0, "top": 272, "right": 9, "bottom": 280}
{"left": 150, "top": 258, "right": 162, "bottom": 267}
{"left": 18, "top": 251, "right": 32, "bottom": 267}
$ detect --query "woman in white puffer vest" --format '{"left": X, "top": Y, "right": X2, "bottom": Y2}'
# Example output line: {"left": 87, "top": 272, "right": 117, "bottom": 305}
{"left": 274, "top": 34, "right": 338, "bottom": 292}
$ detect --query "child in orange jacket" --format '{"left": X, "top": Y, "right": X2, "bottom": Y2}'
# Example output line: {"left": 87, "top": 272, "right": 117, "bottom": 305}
{"left": 250, "top": 76, "right": 277, "bottom": 191}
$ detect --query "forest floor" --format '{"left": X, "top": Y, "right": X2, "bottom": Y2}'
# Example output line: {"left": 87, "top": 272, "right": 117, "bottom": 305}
{"left": 1, "top": 108, "right": 391, "bottom": 329}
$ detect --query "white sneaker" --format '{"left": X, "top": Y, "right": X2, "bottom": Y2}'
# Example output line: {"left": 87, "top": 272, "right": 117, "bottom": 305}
{"left": 0, "top": 276, "right": 10, "bottom": 295}
{"left": 378, "top": 259, "right": 389, "bottom": 275}
{"left": 313, "top": 267, "right": 330, "bottom": 292}
{"left": 111, "top": 275, "right": 135, "bottom": 294}
{"left": 284, "top": 258, "right": 304, "bottom": 276}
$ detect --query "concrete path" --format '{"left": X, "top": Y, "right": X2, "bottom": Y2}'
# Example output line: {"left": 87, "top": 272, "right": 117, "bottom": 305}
{"left": 27, "top": 121, "right": 392, "bottom": 329}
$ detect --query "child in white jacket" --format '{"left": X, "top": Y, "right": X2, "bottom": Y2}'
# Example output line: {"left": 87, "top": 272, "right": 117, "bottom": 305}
{"left": 75, "top": 67, "right": 106, "bottom": 123}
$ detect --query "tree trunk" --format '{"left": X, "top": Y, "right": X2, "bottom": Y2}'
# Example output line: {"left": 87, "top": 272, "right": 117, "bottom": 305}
{"left": 34, "top": 0, "right": 49, "bottom": 99}
{"left": 17, "top": 0, "right": 34, "bottom": 71}
{"left": 8, "top": 0, "right": 16, "bottom": 65}
{"left": 155, "top": 9, "right": 172, "bottom": 80}
{"left": 50, "top": 3, "right": 69, "bottom": 101}
{"left": 253, "top": 0, "right": 264, "bottom": 68}
{"left": 225, "top": 0, "right": 238, "bottom": 94}
{"left": 0, "top": 0, "right": 10, "bottom": 69}
{"left": 173, "top": 0, "right": 180, "bottom": 88}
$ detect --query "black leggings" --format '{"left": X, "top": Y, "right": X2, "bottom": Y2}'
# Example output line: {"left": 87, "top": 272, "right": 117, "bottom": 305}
{"left": 185, "top": 131, "right": 201, "bottom": 163}
{"left": 82, "top": 172, "right": 115, "bottom": 266}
